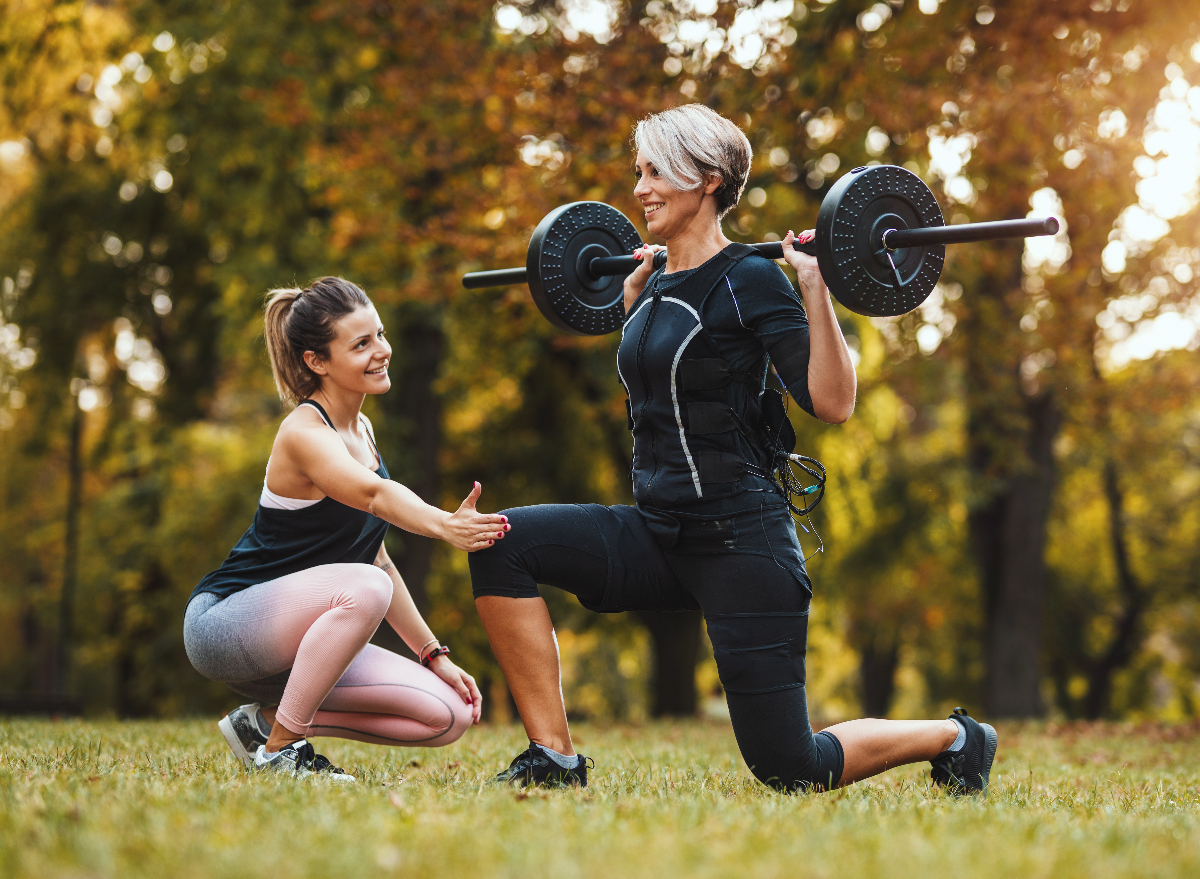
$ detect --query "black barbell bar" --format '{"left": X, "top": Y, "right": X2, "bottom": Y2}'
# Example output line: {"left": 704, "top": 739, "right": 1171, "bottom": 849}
{"left": 460, "top": 267, "right": 530, "bottom": 289}
{"left": 462, "top": 216, "right": 1057, "bottom": 291}
{"left": 461, "top": 238, "right": 819, "bottom": 290}
{"left": 882, "top": 216, "right": 1058, "bottom": 249}
{"left": 588, "top": 215, "right": 1060, "bottom": 278}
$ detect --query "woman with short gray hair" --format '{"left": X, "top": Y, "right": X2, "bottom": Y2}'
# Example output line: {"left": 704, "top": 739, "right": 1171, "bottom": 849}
{"left": 631, "top": 102, "right": 752, "bottom": 218}
{"left": 470, "top": 104, "right": 998, "bottom": 795}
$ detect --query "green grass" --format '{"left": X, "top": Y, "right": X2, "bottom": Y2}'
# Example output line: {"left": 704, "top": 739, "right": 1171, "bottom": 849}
{"left": 3, "top": 717, "right": 1200, "bottom": 878}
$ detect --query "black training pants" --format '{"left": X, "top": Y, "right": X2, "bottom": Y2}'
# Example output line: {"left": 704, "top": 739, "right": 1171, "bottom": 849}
{"left": 469, "top": 500, "right": 843, "bottom": 791}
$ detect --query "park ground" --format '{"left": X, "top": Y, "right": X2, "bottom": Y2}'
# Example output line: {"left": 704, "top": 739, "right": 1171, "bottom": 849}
{"left": 2, "top": 716, "right": 1200, "bottom": 878}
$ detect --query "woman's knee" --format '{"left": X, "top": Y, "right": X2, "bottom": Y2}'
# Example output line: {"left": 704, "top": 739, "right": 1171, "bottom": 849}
{"left": 740, "top": 747, "right": 836, "bottom": 792}
{"left": 334, "top": 563, "right": 393, "bottom": 618}
{"left": 438, "top": 694, "right": 474, "bottom": 745}
{"left": 468, "top": 510, "right": 540, "bottom": 601}
{"left": 727, "top": 691, "right": 844, "bottom": 793}
{"left": 409, "top": 677, "right": 473, "bottom": 746}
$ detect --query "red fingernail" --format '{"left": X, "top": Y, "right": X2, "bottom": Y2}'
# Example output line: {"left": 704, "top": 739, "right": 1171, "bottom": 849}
{"left": 489, "top": 540, "right": 494, "bottom": 545}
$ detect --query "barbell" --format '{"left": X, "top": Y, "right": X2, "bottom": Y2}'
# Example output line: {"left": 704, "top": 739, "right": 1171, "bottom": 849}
{"left": 462, "top": 164, "right": 1059, "bottom": 335}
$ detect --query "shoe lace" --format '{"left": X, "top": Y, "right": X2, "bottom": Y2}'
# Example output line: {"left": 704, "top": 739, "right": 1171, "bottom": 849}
{"left": 931, "top": 746, "right": 968, "bottom": 791}
{"left": 510, "top": 747, "right": 549, "bottom": 772}
{"left": 311, "top": 753, "right": 348, "bottom": 775}
{"left": 289, "top": 742, "right": 346, "bottom": 775}
{"left": 495, "top": 746, "right": 553, "bottom": 782}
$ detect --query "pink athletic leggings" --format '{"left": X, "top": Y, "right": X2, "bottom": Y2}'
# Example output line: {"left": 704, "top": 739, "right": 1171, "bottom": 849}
{"left": 184, "top": 563, "right": 472, "bottom": 746}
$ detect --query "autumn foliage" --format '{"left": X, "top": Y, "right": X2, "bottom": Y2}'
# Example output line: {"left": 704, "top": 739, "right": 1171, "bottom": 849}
{"left": 0, "top": 0, "right": 1197, "bottom": 721}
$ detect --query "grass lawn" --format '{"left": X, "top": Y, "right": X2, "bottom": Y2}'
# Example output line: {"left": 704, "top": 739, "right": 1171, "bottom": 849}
{"left": 2, "top": 716, "right": 1199, "bottom": 878}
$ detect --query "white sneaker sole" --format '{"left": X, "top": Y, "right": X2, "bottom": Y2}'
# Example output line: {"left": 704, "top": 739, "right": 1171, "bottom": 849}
{"left": 218, "top": 714, "right": 255, "bottom": 769}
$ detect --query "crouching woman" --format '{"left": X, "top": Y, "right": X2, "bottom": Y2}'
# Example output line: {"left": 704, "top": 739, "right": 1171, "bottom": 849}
{"left": 184, "top": 277, "right": 508, "bottom": 780}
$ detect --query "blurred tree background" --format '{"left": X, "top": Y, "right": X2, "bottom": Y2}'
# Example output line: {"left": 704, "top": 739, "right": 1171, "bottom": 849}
{"left": 1, "top": 0, "right": 1197, "bottom": 723}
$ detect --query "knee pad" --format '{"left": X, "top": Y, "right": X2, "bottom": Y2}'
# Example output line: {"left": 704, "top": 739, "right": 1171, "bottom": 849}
{"left": 706, "top": 612, "right": 808, "bottom": 695}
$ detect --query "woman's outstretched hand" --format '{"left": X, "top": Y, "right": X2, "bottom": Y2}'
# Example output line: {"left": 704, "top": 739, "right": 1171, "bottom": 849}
{"left": 623, "top": 243, "right": 666, "bottom": 313}
{"left": 428, "top": 655, "right": 483, "bottom": 724}
{"left": 442, "top": 482, "right": 508, "bottom": 552}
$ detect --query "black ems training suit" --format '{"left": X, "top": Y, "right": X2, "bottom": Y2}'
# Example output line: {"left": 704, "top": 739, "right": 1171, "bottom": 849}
{"left": 470, "top": 244, "right": 844, "bottom": 791}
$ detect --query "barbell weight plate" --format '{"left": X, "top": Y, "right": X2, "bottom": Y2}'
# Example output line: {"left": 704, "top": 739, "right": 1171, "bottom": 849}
{"left": 815, "top": 165, "right": 946, "bottom": 317}
{"left": 526, "top": 201, "right": 642, "bottom": 336}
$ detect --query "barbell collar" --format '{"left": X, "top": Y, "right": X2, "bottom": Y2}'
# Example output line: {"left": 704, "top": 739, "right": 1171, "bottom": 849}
{"left": 883, "top": 217, "right": 1059, "bottom": 250}
{"left": 587, "top": 254, "right": 642, "bottom": 278}
{"left": 462, "top": 266, "right": 528, "bottom": 289}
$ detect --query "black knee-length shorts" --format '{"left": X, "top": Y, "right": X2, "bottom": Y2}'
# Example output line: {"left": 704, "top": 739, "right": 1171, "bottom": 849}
{"left": 468, "top": 498, "right": 844, "bottom": 791}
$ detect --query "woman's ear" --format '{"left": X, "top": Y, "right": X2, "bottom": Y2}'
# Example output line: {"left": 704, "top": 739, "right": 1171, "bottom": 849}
{"left": 303, "top": 350, "right": 327, "bottom": 375}
{"left": 703, "top": 172, "right": 723, "bottom": 196}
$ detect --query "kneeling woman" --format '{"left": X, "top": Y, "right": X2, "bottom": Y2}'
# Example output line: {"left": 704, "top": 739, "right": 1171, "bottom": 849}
{"left": 185, "top": 278, "right": 507, "bottom": 779}
{"left": 471, "top": 105, "right": 997, "bottom": 793}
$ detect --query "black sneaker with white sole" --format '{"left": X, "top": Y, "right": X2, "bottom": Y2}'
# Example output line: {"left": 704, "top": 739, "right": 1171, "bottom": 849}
{"left": 493, "top": 742, "right": 590, "bottom": 788}
{"left": 930, "top": 707, "right": 998, "bottom": 795}
{"left": 218, "top": 702, "right": 272, "bottom": 768}
{"left": 253, "top": 740, "right": 356, "bottom": 782}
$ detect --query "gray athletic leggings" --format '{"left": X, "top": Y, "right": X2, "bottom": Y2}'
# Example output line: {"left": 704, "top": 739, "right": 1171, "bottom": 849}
{"left": 184, "top": 563, "right": 472, "bottom": 745}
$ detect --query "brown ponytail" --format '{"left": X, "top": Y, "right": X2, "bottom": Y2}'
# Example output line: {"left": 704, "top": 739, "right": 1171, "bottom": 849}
{"left": 263, "top": 277, "right": 372, "bottom": 405}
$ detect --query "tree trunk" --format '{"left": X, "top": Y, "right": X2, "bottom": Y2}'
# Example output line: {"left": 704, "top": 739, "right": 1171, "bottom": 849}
{"left": 964, "top": 244, "right": 1059, "bottom": 719}
{"left": 1082, "top": 460, "right": 1145, "bottom": 719}
{"left": 53, "top": 394, "right": 84, "bottom": 698}
{"left": 970, "top": 389, "right": 1060, "bottom": 718}
{"left": 638, "top": 610, "right": 702, "bottom": 717}
{"left": 859, "top": 635, "right": 900, "bottom": 717}
{"left": 21, "top": 575, "right": 51, "bottom": 696}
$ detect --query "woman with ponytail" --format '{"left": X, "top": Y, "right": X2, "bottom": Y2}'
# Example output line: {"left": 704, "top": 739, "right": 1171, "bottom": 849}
{"left": 184, "top": 277, "right": 507, "bottom": 780}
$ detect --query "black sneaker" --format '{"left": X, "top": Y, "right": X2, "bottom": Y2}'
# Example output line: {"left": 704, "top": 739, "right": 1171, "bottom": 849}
{"left": 930, "top": 707, "right": 998, "bottom": 795}
{"left": 218, "top": 702, "right": 272, "bottom": 768}
{"left": 254, "top": 740, "right": 356, "bottom": 782}
{"left": 493, "top": 742, "right": 590, "bottom": 788}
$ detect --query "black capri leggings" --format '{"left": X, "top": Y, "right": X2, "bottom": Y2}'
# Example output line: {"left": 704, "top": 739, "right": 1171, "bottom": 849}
{"left": 468, "top": 499, "right": 844, "bottom": 792}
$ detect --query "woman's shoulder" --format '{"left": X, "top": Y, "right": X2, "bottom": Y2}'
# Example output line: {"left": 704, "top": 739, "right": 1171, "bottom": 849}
{"left": 274, "top": 402, "right": 333, "bottom": 450}
{"left": 726, "top": 252, "right": 800, "bottom": 302}
{"left": 281, "top": 401, "right": 330, "bottom": 430}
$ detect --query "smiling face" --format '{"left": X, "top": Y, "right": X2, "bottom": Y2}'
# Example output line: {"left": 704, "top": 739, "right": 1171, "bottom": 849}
{"left": 304, "top": 305, "right": 391, "bottom": 395}
{"left": 633, "top": 150, "right": 721, "bottom": 243}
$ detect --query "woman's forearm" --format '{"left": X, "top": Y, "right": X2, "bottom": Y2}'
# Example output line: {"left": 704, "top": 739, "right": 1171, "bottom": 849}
{"left": 386, "top": 573, "right": 437, "bottom": 654}
{"left": 375, "top": 547, "right": 438, "bottom": 655}
{"left": 368, "top": 480, "right": 451, "bottom": 540}
{"left": 798, "top": 278, "right": 857, "bottom": 423}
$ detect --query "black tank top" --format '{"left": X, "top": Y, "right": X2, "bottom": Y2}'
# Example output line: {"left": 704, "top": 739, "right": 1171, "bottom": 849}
{"left": 188, "top": 400, "right": 390, "bottom": 604}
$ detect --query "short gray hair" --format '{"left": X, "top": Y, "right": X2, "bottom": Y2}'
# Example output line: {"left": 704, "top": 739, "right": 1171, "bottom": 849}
{"left": 632, "top": 104, "right": 752, "bottom": 219}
